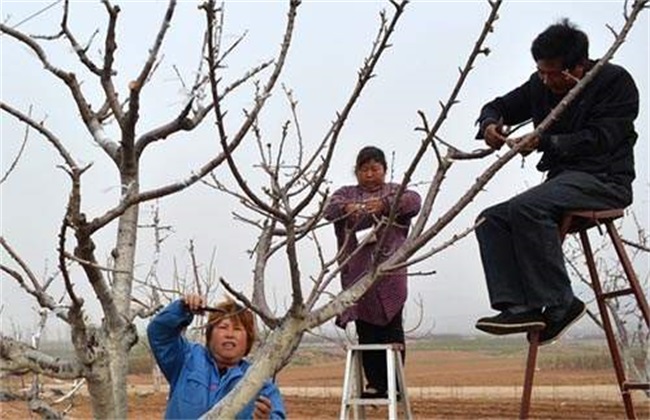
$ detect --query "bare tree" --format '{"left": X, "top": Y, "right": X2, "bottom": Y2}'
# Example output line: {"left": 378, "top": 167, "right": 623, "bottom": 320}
{"left": 1, "top": 0, "right": 647, "bottom": 418}
{"left": 0, "top": 0, "right": 291, "bottom": 416}
{"left": 195, "top": 0, "right": 650, "bottom": 417}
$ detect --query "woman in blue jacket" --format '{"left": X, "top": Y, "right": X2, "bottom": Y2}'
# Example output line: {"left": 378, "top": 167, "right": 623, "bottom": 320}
{"left": 147, "top": 294, "right": 286, "bottom": 419}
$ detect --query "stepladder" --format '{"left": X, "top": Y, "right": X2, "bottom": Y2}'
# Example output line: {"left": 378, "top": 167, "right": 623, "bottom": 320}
{"left": 520, "top": 209, "right": 650, "bottom": 419}
{"left": 567, "top": 210, "right": 650, "bottom": 418}
{"left": 339, "top": 344, "right": 413, "bottom": 420}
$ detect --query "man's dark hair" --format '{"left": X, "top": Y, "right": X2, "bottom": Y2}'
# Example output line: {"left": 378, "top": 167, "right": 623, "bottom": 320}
{"left": 531, "top": 18, "right": 589, "bottom": 69}
{"left": 355, "top": 146, "right": 387, "bottom": 171}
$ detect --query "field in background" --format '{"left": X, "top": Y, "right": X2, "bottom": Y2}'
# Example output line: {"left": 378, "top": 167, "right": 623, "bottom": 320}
{"left": 277, "top": 334, "right": 622, "bottom": 387}
{"left": 2, "top": 334, "right": 648, "bottom": 419}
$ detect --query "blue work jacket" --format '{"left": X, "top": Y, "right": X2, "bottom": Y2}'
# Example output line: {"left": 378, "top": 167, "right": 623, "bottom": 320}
{"left": 147, "top": 300, "right": 286, "bottom": 419}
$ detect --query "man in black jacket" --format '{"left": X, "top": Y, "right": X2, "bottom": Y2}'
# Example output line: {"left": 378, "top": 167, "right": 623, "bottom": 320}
{"left": 474, "top": 19, "right": 639, "bottom": 345}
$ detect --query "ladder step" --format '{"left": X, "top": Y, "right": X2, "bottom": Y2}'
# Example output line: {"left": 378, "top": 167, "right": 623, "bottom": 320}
{"left": 348, "top": 344, "right": 401, "bottom": 351}
{"left": 348, "top": 398, "right": 391, "bottom": 406}
{"left": 600, "top": 288, "right": 633, "bottom": 299}
{"left": 623, "top": 382, "right": 650, "bottom": 391}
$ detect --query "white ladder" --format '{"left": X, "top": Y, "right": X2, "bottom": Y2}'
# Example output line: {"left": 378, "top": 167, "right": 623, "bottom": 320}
{"left": 339, "top": 344, "right": 413, "bottom": 420}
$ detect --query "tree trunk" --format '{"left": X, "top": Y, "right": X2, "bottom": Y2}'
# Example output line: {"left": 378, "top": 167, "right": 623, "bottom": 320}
{"left": 108, "top": 172, "right": 140, "bottom": 418}
{"left": 85, "top": 365, "right": 115, "bottom": 418}
{"left": 106, "top": 336, "right": 131, "bottom": 419}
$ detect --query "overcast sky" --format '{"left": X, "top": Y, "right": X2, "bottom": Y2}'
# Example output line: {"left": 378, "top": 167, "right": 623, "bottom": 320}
{"left": 1, "top": 0, "right": 648, "bottom": 339}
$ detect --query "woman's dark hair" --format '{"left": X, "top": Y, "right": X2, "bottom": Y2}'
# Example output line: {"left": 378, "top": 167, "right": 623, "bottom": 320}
{"left": 531, "top": 18, "right": 589, "bottom": 70}
{"left": 205, "top": 298, "right": 256, "bottom": 355}
{"left": 355, "top": 146, "right": 387, "bottom": 171}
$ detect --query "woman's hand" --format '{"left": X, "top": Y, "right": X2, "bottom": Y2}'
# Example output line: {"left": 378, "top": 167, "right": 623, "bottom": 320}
{"left": 344, "top": 203, "right": 362, "bottom": 214}
{"left": 181, "top": 294, "right": 206, "bottom": 314}
{"left": 253, "top": 396, "right": 272, "bottom": 419}
{"left": 344, "top": 198, "right": 384, "bottom": 216}
{"left": 364, "top": 197, "right": 384, "bottom": 215}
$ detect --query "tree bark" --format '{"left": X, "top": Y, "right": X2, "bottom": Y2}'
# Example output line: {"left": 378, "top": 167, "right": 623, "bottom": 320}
{"left": 107, "top": 170, "right": 140, "bottom": 419}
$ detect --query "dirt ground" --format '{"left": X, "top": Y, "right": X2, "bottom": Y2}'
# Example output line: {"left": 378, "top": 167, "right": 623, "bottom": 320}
{"left": 2, "top": 349, "right": 648, "bottom": 419}
{"left": 276, "top": 349, "right": 620, "bottom": 387}
{"left": 2, "top": 393, "right": 645, "bottom": 419}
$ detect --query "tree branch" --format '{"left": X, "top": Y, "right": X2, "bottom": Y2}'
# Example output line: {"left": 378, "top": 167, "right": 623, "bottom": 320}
{"left": 0, "top": 238, "right": 70, "bottom": 323}
{"left": 99, "top": 0, "right": 125, "bottom": 128}
{"left": 0, "top": 105, "right": 31, "bottom": 185}
{"left": 0, "top": 335, "right": 84, "bottom": 380}
{"left": 124, "top": 0, "right": 177, "bottom": 151}
{"left": 0, "top": 24, "right": 120, "bottom": 161}
{"left": 1, "top": 102, "right": 78, "bottom": 170}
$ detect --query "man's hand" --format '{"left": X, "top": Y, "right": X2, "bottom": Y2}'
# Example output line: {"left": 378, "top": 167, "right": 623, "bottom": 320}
{"left": 484, "top": 122, "right": 508, "bottom": 150}
{"left": 253, "top": 396, "right": 272, "bottom": 419}
{"left": 181, "top": 294, "right": 206, "bottom": 315}
{"left": 506, "top": 133, "right": 539, "bottom": 156}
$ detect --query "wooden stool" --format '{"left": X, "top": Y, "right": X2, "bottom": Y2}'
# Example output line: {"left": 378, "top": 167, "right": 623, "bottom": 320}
{"left": 339, "top": 344, "right": 412, "bottom": 420}
{"left": 521, "top": 209, "right": 650, "bottom": 419}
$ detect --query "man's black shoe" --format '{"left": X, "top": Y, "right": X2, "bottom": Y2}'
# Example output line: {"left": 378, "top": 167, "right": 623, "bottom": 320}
{"left": 475, "top": 310, "right": 546, "bottom": 335}
{"left": 536, "top": 297, "right": 586, "bottom": 346}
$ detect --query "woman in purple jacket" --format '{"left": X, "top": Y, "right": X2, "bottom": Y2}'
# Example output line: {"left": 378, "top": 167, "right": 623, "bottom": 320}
{"left": 324, "top": 146, "right": 422, "bottom": 398}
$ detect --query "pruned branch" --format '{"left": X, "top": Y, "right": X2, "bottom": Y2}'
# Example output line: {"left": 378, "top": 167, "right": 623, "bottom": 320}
{"left": 59, "top": 0, "right": 104, "bottom": 76}
{"left": 0, "top": 238, "right": 71, "bottom": 323}
{"left": 394, "top": 217, "right": 483, "bottom": 270}
{"left": 124, "top": 0, "right": 177, "bottom": 152}
{"left": 0, "top": 335, "right": 84, "bottom": 380}
{"left": 1, "top": 102, "right": 78, "bottom": 170}
{"left": 219, "top": 277, "right": 279, "bottom": 328}
{"left": 0, "top": 105, "right": 31, "bottom": 185}
{"left": 205, "top": 0, "right": 301, "bottom": 223}
{"left": 289, "top": 0, "right": 409, "bottom": 220}
{"left": 0, "top": 23, "right": 120, "bottom": 161}
{"left": 403, "top": 0, "right": 648, "bottom": 272}
{"left": 622, "top": 239, "right": 650, "bottom": 253}
{"left": 98, "top": 0, "right": 125, "bottom": 128}
{"left": 409, "top": 0, "right": 503, "bottom": 238}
